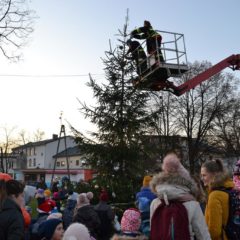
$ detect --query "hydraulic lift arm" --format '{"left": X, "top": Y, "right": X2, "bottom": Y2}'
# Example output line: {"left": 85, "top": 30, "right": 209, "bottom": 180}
{"left": 175, "top": 54, "right": 240, "bottom": 96}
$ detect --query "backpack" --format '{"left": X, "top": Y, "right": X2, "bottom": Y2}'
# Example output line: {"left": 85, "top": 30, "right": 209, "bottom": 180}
{"left": 214, "top": 187, "right": 240, "bottom": 240}
{"left": 150, "top": 200, "right": 190, "bottom": 240}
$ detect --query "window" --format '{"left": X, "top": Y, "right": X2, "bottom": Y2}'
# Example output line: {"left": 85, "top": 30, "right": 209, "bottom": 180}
{"left": 61, "top": 161, "right": 65, "bottom": 166}
{"left": 27, "top": 148, "right": 31, "bottom": 156}
{"left": 29, "top": 159, "right": 32, "bottom": 167}
{"left": 30, "top": 148, "right": 33, "bottom": 156}
{"left": 76, "top": 160, "right": 79, "bottom": 166}
{"left": 33, "top": 158, "right": 36, "bottom": 167}
{"left": 56, "top": 162, "right": 60, "bottom": 167}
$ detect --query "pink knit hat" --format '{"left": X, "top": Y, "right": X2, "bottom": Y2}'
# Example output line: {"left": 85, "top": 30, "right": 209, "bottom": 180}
{"left": 77, "top": 192, "right": 93, "bottom": 208}
{"left": 233, "top": 175, "right": 240, "bottom": 190}
{"left": 121, "top": 208, "right": 141, "bottom": 232}
{"left": 162, "top": 153, "right": 190, "bottom": 179}
{"left": 233, "top": 160, "right": 240, "bottom": 190}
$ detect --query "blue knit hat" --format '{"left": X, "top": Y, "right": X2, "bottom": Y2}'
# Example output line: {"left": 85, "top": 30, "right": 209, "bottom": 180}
{"left": 38, "top": 218, "right": 62, "bottom": 240}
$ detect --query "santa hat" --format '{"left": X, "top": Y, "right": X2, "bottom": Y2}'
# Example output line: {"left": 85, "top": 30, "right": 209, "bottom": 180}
{"left": 63, "top": 223, "right": 91, "bottom": 240}
{"left": 37, "top": 199, "right": 56, "bottom": 213}
{"left": 121, "top": 208, "right": 141, "bottom": 233}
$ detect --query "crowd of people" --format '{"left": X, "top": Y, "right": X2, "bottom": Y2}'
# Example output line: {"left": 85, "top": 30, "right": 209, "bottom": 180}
{"left": 0, "top": 151, "right": 240, "bottom": 240}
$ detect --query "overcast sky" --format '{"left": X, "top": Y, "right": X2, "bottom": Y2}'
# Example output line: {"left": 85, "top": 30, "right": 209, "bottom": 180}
{"left": 0, "top": 0, "right": 239, "bottom": 141}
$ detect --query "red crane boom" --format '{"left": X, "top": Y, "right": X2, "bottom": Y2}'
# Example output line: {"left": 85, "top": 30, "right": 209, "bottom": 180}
{"left": 175, "top": 54, "right": 240, "bottom": 96}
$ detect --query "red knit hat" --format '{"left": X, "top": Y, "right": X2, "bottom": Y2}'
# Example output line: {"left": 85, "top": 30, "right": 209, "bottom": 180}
{"left": 99, "top": 191, "right": 109, "bottom": 202}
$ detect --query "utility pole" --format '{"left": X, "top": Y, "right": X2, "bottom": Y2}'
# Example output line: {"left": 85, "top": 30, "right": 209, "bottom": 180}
{"left": 51, "top": 112, "right": 71, "bottom": 187}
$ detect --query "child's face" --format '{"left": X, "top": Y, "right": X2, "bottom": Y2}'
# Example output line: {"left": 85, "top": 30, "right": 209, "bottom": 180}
{"left": 52, "top": 223, "right": 64, "bottom": 240}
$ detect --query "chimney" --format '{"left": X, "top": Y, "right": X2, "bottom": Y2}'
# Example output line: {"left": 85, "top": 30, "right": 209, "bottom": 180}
{"left": 52, "top": 134, "right": 58, "bottom": 140}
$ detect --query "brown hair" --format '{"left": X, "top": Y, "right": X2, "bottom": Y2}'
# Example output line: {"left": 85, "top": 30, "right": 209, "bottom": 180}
{"left": 0, "top": 179, "right": 24, "bottom": 210}
{"left": 6, "top": 180, "right": 25, "bottom": 197}
{"left": 201, "top": 159, "right": 224, "bottom": 174}
{"left": 191, "top": 175, "right": 206, "bottom": 203}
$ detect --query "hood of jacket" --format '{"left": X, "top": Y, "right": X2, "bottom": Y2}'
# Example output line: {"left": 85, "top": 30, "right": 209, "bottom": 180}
{"left": 210, "top": 172, "right": 234, "bottom": 190}
{"left": 150, "top": 172, "right": 197, "bottom": 201}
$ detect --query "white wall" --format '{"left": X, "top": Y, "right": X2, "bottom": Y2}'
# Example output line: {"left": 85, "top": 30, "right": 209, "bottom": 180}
{"left": 45, "top": 137, "right": 76, "bottom": 169}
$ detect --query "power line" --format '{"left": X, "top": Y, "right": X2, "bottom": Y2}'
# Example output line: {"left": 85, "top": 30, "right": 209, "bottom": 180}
{"left": 0, "top": 73, "right": 105, "bottom": 78}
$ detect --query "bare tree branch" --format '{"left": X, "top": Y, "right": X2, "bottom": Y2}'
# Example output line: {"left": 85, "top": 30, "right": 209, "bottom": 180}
{"left": 0, "top": 0, "right": 36, "bottom": 61}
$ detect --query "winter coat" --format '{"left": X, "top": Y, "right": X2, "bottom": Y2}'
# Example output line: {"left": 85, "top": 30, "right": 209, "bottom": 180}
{"left": 150, "top": 172, "right": 211, "bottom": 240}
{"left": 136, "top": 187, "right": 156, "bottom": 203}
{"left": 73, "top": 204, "right": 101, "bottom": 239}
{"left": 131, "top": 26, "right": 161, "bottom": 54}
{"left": 94, "top": 201, "right": 115, "bottom": 240}
{"left": 0, "top": 197, "right": 25, "bottom": 240}
{"left": 62, "top": 199, "right": 77, "bottom": 229}
{"left": 205, "top": 173, "right": 234, "bottom": 240}
{"left": 135, "top": 187, "right": 156, "bottom": 237}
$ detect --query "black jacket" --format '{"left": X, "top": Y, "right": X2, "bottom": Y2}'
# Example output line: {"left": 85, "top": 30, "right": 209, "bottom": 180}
{"left": 94, "top": 201, "right": 115, "bottom": 240}
{"left": 73, "top": 205, "right": 101, "bottom": 239}
{"left": 0, "top": 197, "right": 24, "bottom": 240}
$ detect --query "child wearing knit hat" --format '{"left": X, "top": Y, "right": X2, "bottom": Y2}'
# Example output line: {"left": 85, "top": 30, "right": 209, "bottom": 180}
{"left": 142, "top": 176, "right": 152, "bottom": 187}
{"left": 111, "top": 208, "right": 148, "bottom": 240}
{"left": 136, "top": 175, "right": 156, "bottom": 237}
{"left": 63, "top": 223, "right": 95, "bottom": 240}
{"left": 44, "top": 189, "right": 51, "bottom": 198}
{"left": 73, "top": 192, "right": 100, "bottom": 239}
{"left": 38, "top": 218, "right": 64, "bottom": 240}
{"left": 77, "top": 192, "right": 93, "bottom": 208}
{"left": 152, "top": 152, "right": 198, "bottom": 198}
{"left": 161, "top": 152, "right": 190, "bottom": 179}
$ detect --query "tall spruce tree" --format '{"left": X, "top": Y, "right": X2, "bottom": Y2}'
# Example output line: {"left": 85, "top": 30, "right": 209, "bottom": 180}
{"left": 72, "top": 16, "right": 155, "bottom": 202}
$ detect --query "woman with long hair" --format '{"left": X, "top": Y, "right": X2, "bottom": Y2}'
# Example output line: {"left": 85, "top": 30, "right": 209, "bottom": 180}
{"left": 0, "top": 179, "right": 25, "bottom": 239}
{"left": 201, "top": 159, "right": 234, "bottom": 240}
